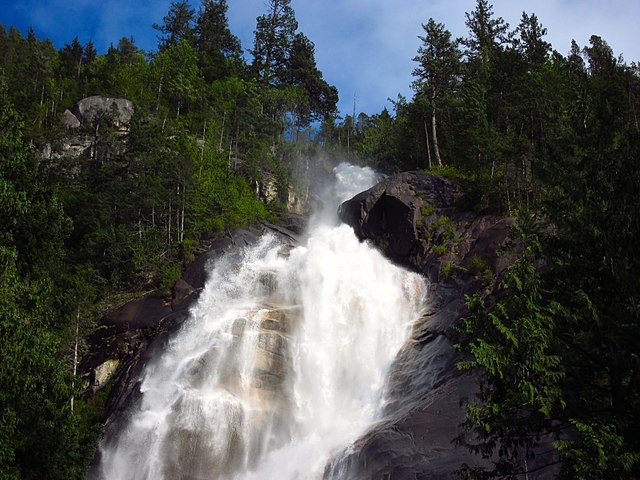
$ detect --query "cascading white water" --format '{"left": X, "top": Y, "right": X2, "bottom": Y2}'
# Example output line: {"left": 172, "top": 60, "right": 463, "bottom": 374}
{"left": 96, "top": 164, "right": 427, "bottom": 480}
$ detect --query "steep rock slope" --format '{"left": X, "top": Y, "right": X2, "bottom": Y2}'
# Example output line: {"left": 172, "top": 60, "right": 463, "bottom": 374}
{"left": 334, "top": 171, "right": 555, "bottom": 479}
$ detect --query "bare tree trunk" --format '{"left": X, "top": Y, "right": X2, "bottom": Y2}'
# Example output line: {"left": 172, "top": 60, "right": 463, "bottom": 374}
{"left": 168, "top": 198, "right": 172, "bottom": 246}
{"left": 522, "top": 157, "right": 530, "bottom": 210}
{"left": 505, "top": 169, "right": 512, "bottom": 214}
{"left": 156, "top": 66, "right": 164, "bottom": 113}
{"left": 180, "top": 202, "right": 185, "bottom": 244}
{"left": 431, "top": 107, "right": 442, "bottom": 167}
{"left": 70, "top": 309, "right": 80, "bottom": 413}
{"left": 219, "top": 110, "right": 226, "bottom": 152}
{"left": 176, "top": 184, "right": 181, "bottom": 243}
{"left": 423, "top": 119, "right": 432, "bottom": 168}
{"left": 201, "top": 122, "right": 207, "bottom": 167}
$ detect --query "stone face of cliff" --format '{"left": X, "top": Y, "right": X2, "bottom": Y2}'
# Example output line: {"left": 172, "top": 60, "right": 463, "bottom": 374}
{"left": 43, "top": 95, "right": 134, "bottom": 163}
{"left": 334, "top": 171, "right": 556, "bottom": 479}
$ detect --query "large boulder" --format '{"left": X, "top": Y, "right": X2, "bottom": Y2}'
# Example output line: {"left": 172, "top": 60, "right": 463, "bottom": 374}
{"left": 69, "top": 96, "right": 134, "bottom": 128}
{"left": 46, "top": 96, "right": 135, "bottom": 162}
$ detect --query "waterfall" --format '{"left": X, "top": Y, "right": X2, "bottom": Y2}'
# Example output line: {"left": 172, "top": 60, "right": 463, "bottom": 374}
{"left": 95, "top": 164, "right": 427, "bottom": 480}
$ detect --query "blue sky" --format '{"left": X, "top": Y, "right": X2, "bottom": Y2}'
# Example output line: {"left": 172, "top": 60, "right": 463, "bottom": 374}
{"left": 1, "top": 0, "right": 639, "bottom": 117}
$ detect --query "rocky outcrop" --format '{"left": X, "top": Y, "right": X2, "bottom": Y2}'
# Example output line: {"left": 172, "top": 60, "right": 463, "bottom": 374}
{"left": 44, "top": 96, "right": 134, "bottom": 162}
{"left": 338, "top": 171, "right": 515, "bottom": 284}
{"left": 335, "top": 171, "right": 556, "bottom": 479}
{"left": 66, "top": 96, "right": 134, "bottom": 129}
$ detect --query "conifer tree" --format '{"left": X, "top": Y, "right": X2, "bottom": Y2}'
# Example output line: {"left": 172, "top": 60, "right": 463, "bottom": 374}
{"left": 251, "top": 0, "right": 298, "bottom": 85}
{"left": 194, "top": 0, "right": 242, "bottom": 81}
{"left": 153, "top": 0, "right": 196, "bottom": 52}
{"left": 412, "top": 18, "right": 461, "bottom": 167}
{"left": 283, "top": 32, "right": 338, "bottom": 125}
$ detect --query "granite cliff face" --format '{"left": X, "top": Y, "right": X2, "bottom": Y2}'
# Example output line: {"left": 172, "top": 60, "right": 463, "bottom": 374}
{"left": 333, "top": 171, "right": 559, "bottom": 479}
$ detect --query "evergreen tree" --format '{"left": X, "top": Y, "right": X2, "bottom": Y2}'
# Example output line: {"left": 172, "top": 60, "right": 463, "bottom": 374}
{"left": 59, "top": 36, "right": 84, "bottom": 81}
{"left": 458, "top": 231, "right": 566, "bottom": 478}
{"left": 452, "top": 0, "right": 512, "bottom": 175}
{"left": 458, "top": 31, "right": 640, "bottom": 478}
{"left": 283, "top": 32, "right": 338, "bottom": 125}
{"left": 251, "top": 0, "right": 298, "bottom": 85}
{"left": 153, "top": 0, "right": 196, "bottom": 52}
{"left": 514, "top": 12, "right": 550, "bottom": 70}
{"left": 194, "top": 0, "right": 242, "bottom": 81}
{"left": 537, "top": 39, "right": 640, "bottom": 476}
{"left": 412, "top": 18, "right": 462, "bottom": 167}
{"left": 0, "top": 99, "right": 95, "bottom": 480}
{"left": 154, "top": 39, "right": 201, "bottom": 118}
{"left": 463, "top": 0, "right": 510, "bottom": 66}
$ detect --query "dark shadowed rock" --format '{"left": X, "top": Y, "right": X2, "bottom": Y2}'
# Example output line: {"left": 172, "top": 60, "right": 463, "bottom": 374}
{"left": 271, "top": 212, "right": 308, "bottom": 235}
{"left": 338, "top": 171, "right": 515, "bottom": 284}
{"left": 172, "top": 278, "right": 195, "bottom": 302}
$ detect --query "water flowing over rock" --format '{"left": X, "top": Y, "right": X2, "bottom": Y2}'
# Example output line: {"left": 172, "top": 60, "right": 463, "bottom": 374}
{"left": 86, "top": 166, "right": 556, "bottom": 479}
{"left": 88, "top": 164, "right": 432, "bottom": 480}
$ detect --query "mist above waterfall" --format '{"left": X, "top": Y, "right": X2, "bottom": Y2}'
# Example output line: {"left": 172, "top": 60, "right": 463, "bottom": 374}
{"left": 95, "top": 163, "right": 427, "bottom": 480}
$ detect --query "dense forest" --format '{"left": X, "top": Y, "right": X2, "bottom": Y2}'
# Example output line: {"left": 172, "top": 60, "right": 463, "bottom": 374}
{"left": 0, "top": 0, "right": 639, "bottom": 478}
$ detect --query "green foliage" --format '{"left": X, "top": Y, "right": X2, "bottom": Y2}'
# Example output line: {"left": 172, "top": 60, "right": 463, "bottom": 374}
{"left": 466, "top": 254, "right": 494, "bottom": 285}
{"left": 157, "top": 261, "right": 182, "bottom": 296}
{"left": 0, "top": 248, "right": 96, "bottom": 479}
{"left": 412, "top": 18, "right": 462, "bottom": 167}
{"left": 251, "top": 0, "right": 298, "bottom": 85}
{"left": 0, "top": 103, "right": 71, "bottom": 281}
{"left": 153, "top": 0, "right": 196, "bottom": 52}
{"left": 440, "top": 261, "right": 454, "bottom": 279}
{"left": 420, "top": 204, "right": 436, "bottom": 217}
{"left": 154, "top": 39, "right": 201, "bottom": 117}
{"left": 187, "top": 137, "right": 268, "bottom": 239}
{"left": 457, "top": 232, "right": 566, "bottom": 476}
{"left": 195, "top": 0, "right": 243, "bottom": 81}
{"left": 555, "top": 420, "right": 640, "bottom": 480}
